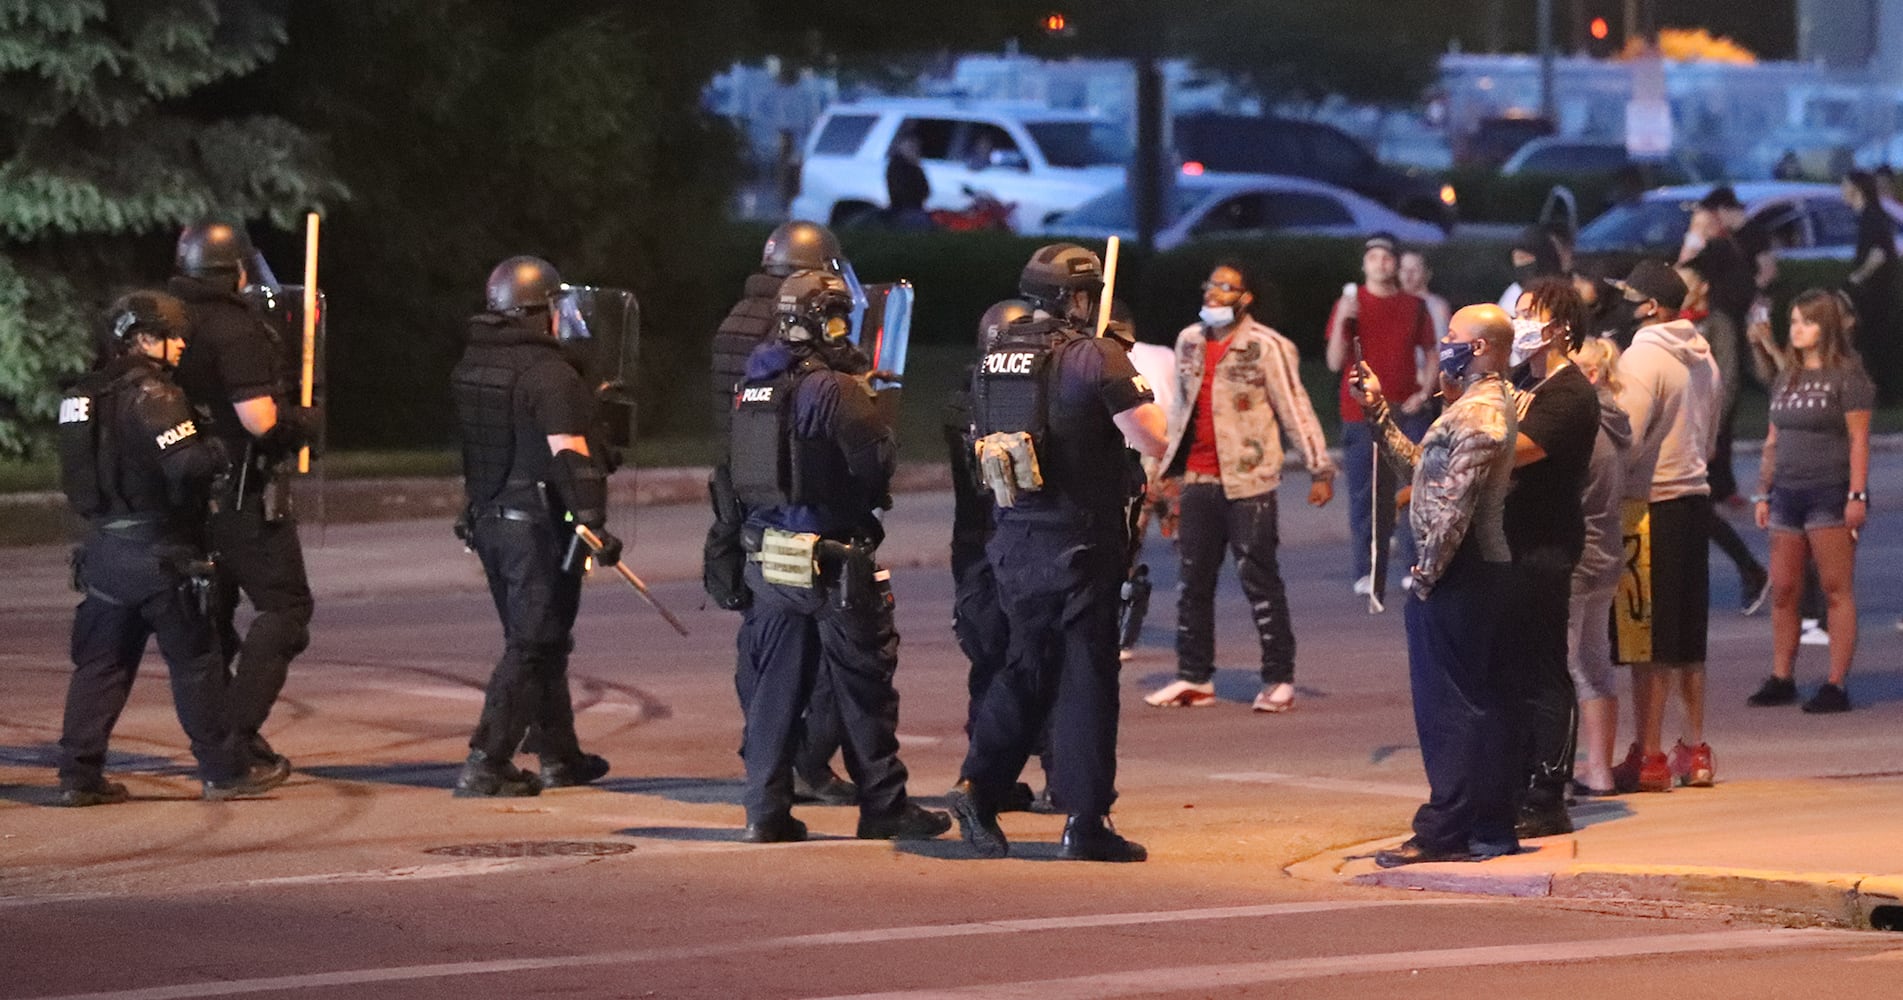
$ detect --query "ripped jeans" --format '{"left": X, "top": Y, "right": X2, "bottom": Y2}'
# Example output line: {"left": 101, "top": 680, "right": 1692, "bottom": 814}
{"left": 1174, "top": 482, "right": 1294, "bottom": 686}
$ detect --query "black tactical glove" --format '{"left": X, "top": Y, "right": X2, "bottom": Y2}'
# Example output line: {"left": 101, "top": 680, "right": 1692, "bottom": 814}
{"left": 702, "top": 467, "right": 752, "bottom": 611}
{"left": 588, "top": 526, "right": 623, "bottom": 567}
{"left": 258, "top": 404, "right": 323, "bottom": 461}
{"left": 547, "top": 448, "right": 609, "bottom": 529}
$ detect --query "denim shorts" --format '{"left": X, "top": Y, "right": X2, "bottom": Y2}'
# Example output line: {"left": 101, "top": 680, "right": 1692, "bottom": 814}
{"left": 1768, "top": 483, "right": 1847, "bottom": 533}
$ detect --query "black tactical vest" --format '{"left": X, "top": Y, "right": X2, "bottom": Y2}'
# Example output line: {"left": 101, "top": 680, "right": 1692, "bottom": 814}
{"left": 729, "top": 354, "right": 851, "bottom": 510}
{"left": 971, "top": 317, "right": 1083, "bottom": 444}
{"left": 58, "top": 360, "right": 169, "bottom": 520}
{"left": 451, "top": 318, "right": 560, "bottom": 510}
{"left": 710, "top": 274, "right": 783, "bottom": 436}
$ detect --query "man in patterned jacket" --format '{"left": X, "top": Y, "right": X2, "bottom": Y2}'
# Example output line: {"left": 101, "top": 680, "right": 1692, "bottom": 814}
{"left": 1144, "top": 261, "right": 1335, "bottom": 713}
{"left": 1351, "top": 304, "right": 1521, "bottom": 867}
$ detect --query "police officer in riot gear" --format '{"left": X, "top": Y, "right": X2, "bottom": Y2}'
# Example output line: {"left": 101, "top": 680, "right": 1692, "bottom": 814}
{"left": 170, "top": 221, "right": 317, "bottom": 772}
{"left": 56, "top": 292, "right": 292, "bottom": 805}
{"left": 945, "top": 299, "right": 1045, "bottom": 813}
{"left": 706, "top": 220, "right": 856, "bottom": 806}
{"left": 949, "top": 244, "right": 1169, "bottom": 862}
{"left": 727, "top": 269, "right": 950, "bottom": 844}
{"left": 450, "top": 256, "right": 622, "bottom": 797}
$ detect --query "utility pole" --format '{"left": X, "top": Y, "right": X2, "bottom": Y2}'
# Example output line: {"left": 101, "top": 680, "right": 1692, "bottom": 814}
{"left": 1538, "top": 0, "right": 1557, "bottom": 122}
{"left": 1623, "top": 0, "right": 1640, "bottom": 46}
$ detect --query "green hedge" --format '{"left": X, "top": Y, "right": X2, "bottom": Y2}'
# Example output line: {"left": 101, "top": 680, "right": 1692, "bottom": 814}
{"left": 324, "top": 228, "right": 1522, "bottom": 452}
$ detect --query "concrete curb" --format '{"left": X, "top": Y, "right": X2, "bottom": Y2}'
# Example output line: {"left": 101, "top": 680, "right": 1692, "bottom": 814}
{"left": 1290, "top": 833, "right": 1903, "bottom": 930}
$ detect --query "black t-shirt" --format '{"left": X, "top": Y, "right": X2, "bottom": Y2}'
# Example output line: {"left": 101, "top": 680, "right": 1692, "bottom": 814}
{"left": 1734, "top": 217, "right": 1771, "bottom": 262}
{"left": 169, "top": 275, "right": 285, "bottom": 448}
{"left": 1504, "top": 363, "right": 1600, "bottom": 561}
{"left": 1689, "top": 234, "right": 1755, "bottom": 329}
{"left": 1029, "top": 335, "right": 1154, "bottom": 515}
{"left": 886, "top": 159, "right": 930, "bottom": 212}
{"left": 1857, "top": 207, "right": 1897, "bottom": 283}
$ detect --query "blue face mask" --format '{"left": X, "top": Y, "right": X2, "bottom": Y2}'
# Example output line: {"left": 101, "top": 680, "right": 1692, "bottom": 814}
{"left": 1438, "top": 340, "right": 1478, "bottom": 381}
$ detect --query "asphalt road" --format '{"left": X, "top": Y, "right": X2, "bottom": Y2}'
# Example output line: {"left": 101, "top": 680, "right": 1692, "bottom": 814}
{"left": 4, "top": 454, "right": 1903, "bottom": 997}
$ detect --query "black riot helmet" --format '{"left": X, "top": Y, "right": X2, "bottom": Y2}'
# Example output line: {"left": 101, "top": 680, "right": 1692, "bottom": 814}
{"left": 107, "top": 290, "right": 191, "bottom": 355}
{"left": 976, "top": 298, "right": 1034, "bottom": 353}
{"left": 175, "top": 222, "right": 254, "bottom": 277}
{"left": 485, "top": 256, "right": 563, "bottom": 315}
{"left": 774, "top": 269, "right": 856, "bottom": 344}
{"left": 761, "top": 220, "right": 846, "bottom": 277}
{"left": 1019, "top": 243, "right": 1104, "bottom": 319}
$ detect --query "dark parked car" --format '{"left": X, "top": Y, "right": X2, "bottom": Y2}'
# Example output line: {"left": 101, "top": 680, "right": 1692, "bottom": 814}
{"left": 1172, "top": 113, "right": 1458, "bottom": 230}
{"left": 1457, "top": 114, "right": 1556, "bottom": 168}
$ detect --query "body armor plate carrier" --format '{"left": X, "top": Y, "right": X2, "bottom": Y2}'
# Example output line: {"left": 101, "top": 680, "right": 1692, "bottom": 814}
{"left": 729, "top": 355, "right": 850, "bottom": 510}
{"left": 970, "top": 317, "right": 1083, "bottom": 507}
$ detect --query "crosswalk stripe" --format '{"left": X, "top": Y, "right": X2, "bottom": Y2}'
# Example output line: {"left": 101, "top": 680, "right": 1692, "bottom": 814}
{"left": 11, "top": 899, "right": 1494, "bottom": 1000}
{"left": 804, "top": 928, "right": 1875, "bottom": 1000}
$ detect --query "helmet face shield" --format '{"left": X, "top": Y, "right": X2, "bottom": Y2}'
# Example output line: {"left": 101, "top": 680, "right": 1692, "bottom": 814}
{"left": 551, "top": 285, "right": 640, "bottom": 406}
{"left": 840, "top": 260, "right": 870, "bottom": 342}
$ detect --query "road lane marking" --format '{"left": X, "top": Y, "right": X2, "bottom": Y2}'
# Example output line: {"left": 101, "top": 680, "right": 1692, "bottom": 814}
{"left": 10, "top": 899, "right": 1497, "bottom": 1000}
{"left": 804, "top": 928, "right": 1878, "bottom": 1000}
{"left": 1209, "top": 770, "right": 1428, "bottom": 799}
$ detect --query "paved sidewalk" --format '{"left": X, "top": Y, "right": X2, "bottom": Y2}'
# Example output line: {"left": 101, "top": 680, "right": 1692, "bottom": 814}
{"left": 1291, "top": 777, "right": 1903, "bottom": 929}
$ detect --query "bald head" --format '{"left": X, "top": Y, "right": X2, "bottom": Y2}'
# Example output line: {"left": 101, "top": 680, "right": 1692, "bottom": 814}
{"left": 1449, "top": 304, "right": 1513, "bottom": 374}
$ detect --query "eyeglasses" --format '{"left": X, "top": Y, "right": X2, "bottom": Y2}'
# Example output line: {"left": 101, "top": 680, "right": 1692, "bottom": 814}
{"left": 1201, "top": 281, "right": 1244, "bottom": 294}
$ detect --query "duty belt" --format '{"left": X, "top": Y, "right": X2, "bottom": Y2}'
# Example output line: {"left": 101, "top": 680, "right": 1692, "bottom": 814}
{"left": 470, "top": 505, "right": 543, "bottom": 523}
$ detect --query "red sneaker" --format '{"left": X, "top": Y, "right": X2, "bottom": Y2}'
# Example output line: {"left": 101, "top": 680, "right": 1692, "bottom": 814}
{"left": 1671, "top": 739, "right": 1715, "bottom": 788}
{"left": 1612, "top": 743, "right": 1673, "bottom": 793}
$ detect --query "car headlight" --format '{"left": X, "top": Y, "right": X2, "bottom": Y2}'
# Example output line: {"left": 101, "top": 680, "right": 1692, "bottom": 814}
{"left": 1439, "top": 184, "right": 1458, "bottom": 206}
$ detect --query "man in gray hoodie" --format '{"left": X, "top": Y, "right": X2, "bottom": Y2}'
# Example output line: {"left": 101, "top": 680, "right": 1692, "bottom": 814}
{"left": 1609, "top": 261, "right": 1723, "bottom": 794}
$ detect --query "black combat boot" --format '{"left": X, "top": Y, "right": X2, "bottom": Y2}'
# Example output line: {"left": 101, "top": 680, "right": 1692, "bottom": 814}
{"left": 793, "top": 768, "right": 859, "bottom": 805}
{"left": 946, "top": 779, "right": 1008, "bottom": 858}
{"left": 203, "top": 758, "right": 293, "bottom": 801}
{"left": 539, "top": 753, "right": 611, "bottom": 788}
{"left": 856, "top": 801, "right": 953, "bottom": 840}
{"left": 453, "top": 750, "right": 542, "bottom": 798}
{"left": 742, "top": 813, "right": 808, "bottom": 844}
{"left": 59, "top": 779, "right": 130, "bottom": 808}
{"left": 1057, "top": 814, "right": 1147, "bottom": 863}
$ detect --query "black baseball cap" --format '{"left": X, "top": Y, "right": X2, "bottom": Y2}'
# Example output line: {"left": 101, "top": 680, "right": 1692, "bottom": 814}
{"left": 1697, "top": 185, "right": 1743, "bottom": 211}
{"left": 1615, "top": 259, "right": 1688, "bottom": 311}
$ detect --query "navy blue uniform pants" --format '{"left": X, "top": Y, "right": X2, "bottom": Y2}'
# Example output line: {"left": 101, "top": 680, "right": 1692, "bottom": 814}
{"left": 734, "top": 618, "right": 846, "bottom": 786}
{"left": 468, "top": 514, "right": 585, "bottom": 764}
{"left": 1403, "top": 550, "right": 1516, "bottom": 854}
{"left": 62, "top": 534, "right": 241, "bottom": 787}
{"left": 1495, "top": 552, "right": 1579, "bottom": 814}
{"left": 1175, "top": 484, "right": 1294, "bottom": 685}
{"left": 737, "top": 559, "right": 909, "bottom": 824}
{"left": 208, "top": 501, "right": 313, "bottom": 744}
{"left": 963, "top": 511, "right": 1123, "bottom": 817}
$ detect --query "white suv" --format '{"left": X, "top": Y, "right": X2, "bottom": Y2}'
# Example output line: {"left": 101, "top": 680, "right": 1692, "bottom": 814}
{"left": 789, "top": 99, "right": 1129, "bottom": 233}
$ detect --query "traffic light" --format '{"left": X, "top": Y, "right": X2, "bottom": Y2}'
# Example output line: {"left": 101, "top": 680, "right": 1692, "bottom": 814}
{"left": 1587, "top": 15, "right": 1617, "bottom": 57}
{"left": 1041, "top": 11, "right": 1074, "bottom": 38}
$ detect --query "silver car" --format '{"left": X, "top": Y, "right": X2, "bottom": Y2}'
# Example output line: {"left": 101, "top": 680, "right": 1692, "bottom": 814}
{"left": 1042, "top": 173, "right": 1447, "bottom": 251}
{"left": 1574, "top": 182, "right": 1903, "bottom": 261}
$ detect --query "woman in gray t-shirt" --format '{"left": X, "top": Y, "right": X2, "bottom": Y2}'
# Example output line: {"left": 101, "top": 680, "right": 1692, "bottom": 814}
{"left": 1749, "top": 290, "right": 1874, "bottom": 713}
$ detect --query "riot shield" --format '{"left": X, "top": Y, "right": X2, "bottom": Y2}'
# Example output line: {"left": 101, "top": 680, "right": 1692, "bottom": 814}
{"left": 856, "top": 281, "right": 913, "bottom": 432}
{"left": 553, "top": 284, "right": 641, "bottom": 459}
{"left": 244, "top": 283, "right": 327, "bottom": 468}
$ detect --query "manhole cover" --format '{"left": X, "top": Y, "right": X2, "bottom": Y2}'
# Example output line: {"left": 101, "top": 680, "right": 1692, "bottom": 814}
{"left": 424, "top": 841, "right": 636, "bottom": 858}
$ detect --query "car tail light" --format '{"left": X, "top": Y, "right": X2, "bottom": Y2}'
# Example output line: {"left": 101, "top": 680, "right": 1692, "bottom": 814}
{"left": 1181, "top": 161, "right": 1205, "bottom": 177}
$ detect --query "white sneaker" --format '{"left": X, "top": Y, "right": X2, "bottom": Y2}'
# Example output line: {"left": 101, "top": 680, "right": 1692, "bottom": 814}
{"left": 1252, "top": 683, "right": 1295, "bottom": 713}
{"left": 1143, "top": 680, "right": 1217, "bottom": 708}
{"left": 1352, "top": 575, "right": 1373, "bottom": 596}
{"left": 1800, "top": 621, "right": 1830, "bottom": 646}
